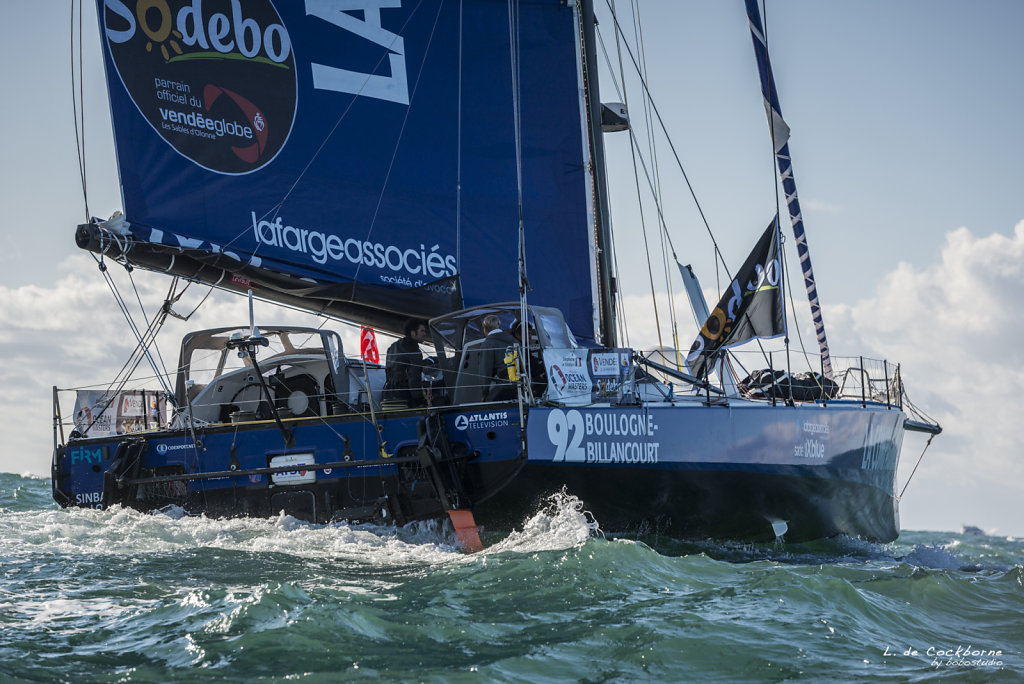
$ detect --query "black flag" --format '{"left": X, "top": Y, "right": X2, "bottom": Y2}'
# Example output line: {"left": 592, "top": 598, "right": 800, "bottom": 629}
{"left": 687, "top": 218, "right": 786, "bottom": 378}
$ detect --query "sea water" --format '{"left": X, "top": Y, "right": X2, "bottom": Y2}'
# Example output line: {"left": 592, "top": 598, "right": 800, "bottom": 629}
{"left": 1, "top": 472, "right": 1020, "bottom": 682}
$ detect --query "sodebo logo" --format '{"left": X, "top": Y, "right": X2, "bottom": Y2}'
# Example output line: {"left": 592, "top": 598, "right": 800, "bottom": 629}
{"left": 104, "top": 0, "right": 292, "bottom": 62}
{"left": 103, "top": 0, "right": 296, "bottom": 174}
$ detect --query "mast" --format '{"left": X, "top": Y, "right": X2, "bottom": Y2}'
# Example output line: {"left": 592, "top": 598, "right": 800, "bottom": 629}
{"left": 580, "top": 0, "right": 617, "bottom": 347}
{"left": 745, "top": 0, "right": 834, "bottom": 377}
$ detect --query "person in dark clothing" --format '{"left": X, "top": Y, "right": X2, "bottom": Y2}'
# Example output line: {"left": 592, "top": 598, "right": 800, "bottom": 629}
{"left": 479, "top": 314, "right": 518, "bottom": 401}
{"left": 383, "top": 318, "right": 429, "bottom": 407}
{"left": 512, "top": 319, "right": 548, "bottom": 397}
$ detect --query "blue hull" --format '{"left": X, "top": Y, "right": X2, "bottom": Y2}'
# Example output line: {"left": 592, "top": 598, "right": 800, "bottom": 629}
{"left": 53, "top": 400, "right": 904, "bottom": 542}
{"left": 53, "top": 406, "right": 525, "bottom": 525}
{"left": 475, "top": 402, "right": 905, "bottom": 542}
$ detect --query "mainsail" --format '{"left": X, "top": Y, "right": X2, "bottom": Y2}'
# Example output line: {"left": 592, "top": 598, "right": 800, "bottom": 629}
{"left": 87, "top": 0, "right": 601, "bottom": 339}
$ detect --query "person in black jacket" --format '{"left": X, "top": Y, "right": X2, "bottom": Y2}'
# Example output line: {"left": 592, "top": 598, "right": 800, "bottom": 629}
{"left": 479, "top": 315, "right": 518, "bottom": 401}
{"left": 383, "top": 318, "right": 428, "bottom": 406}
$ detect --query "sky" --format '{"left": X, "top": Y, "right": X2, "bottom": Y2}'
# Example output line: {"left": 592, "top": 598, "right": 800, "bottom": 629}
{"left": 1, "top": 1, "right": 1023, "bottom": 536}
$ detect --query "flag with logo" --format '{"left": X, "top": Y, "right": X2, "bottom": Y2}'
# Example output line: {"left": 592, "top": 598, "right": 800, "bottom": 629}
{"left": 687, "top": 217, "right": 786, "bottom": 378}
{"left": 360, "top": 326, "right": 380, "bottom": 364}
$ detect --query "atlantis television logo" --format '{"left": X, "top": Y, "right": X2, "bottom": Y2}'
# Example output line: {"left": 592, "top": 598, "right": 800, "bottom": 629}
{"left": 103, "top": 0, "right": 297, "bottom": 174}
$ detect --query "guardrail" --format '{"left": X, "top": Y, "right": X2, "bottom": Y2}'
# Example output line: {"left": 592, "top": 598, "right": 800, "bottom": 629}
{"left": 829, "top": 356, "right": 902, "bottom": 409}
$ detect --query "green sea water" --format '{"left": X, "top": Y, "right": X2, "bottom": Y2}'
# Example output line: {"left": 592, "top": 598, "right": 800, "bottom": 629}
{"left": 1, "top": 472, "right": 1020, "bottom": 682}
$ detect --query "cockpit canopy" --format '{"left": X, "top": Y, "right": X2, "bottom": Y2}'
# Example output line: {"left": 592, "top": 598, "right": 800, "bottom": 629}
{"left": 428, "top": 302, "right": 578, "bottom": 360}
{"left": 174, "top": 326, "right": 344, "bottom": 409}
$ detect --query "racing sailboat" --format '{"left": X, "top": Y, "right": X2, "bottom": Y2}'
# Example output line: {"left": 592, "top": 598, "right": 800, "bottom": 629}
{"left": 53, "top": 0, "right": 939, "bottom": 543}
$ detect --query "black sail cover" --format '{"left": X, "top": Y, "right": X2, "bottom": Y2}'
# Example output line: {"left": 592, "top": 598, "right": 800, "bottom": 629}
{"left": 687, "top": 218, "right": 786, "bottom": 378}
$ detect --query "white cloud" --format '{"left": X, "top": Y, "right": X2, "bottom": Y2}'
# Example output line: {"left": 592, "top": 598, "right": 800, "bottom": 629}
{"left": 825, "top": 221, "right": 1024, "bottom": 534}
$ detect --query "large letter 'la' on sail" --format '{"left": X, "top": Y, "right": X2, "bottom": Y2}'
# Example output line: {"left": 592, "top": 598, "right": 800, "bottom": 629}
{"left": 687, "top": 218, "right": 786, "bottom": 378}
{"left": 89, "top": 0, "right": 600, "bottom": 339}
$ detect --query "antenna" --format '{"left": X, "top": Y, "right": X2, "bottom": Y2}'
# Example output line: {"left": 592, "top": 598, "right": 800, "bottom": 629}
{"left": 248, "top": 289, "right": 255, "bottom": 337}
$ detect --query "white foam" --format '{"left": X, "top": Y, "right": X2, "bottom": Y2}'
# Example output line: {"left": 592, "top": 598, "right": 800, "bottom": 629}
{"left": 0, "top": 490, "right": 606, "bottom": 570}
{"left": 484, "top": 490, "right": 601, "bottom": 555}
{"left": 0, "top": 505, "right": 463, "bottom": 572}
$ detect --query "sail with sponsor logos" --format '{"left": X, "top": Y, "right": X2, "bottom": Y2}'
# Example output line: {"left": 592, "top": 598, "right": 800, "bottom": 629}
{"left": 687, "top": 217, "right": 786, "bottom": 378}
{"left": 84, "top": 0, "right": 601, "bottom": 339}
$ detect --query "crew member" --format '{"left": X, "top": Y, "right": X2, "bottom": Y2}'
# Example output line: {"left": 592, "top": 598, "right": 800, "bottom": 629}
{"left": 384, "top": 318, "right": 429, "bottom": 407}
{"left": 480, "top": 314, "right": 518, "bottom": 401}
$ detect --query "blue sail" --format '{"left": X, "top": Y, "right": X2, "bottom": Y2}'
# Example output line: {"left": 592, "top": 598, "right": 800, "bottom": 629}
{"left": 90, "top": 0, "right": 598, "bottom": 339}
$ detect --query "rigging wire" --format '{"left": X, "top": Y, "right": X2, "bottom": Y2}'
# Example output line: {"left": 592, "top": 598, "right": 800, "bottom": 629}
{"left": 782, "top": 233, "right": 821, "bottom": 375}
{"left": 597, "top": 18, "right": 722, "bottom": 355}
{"left": 601, "top": 5, "right": 663, "bottom": 352}
{"left": 70, "top": 0, "right": 89, "bottom": 221}
{"left": 71, "top": 261, "right": 179, "bottom": 435}
{"left": 508, "top": 0, "right": 531, "bottom": 420}
{"left": 164, "top": 280, "right": 214, "bottom": 322}
{"left": 760, "top": 0, "right": 794, "bottom": 381}
{"left": 216, "top": 1, "right": 427, "bottom": 257}
{"left": 630, "top": 0, "right": 684, "bottom": 360}
{"left": 899, "top": 434, "right": 935, "bottom": 500}
{"left": 353, "top": 0, "right": 446, "bottom": 285}
{"left": 91, "top": 254, "right": 176, "bottom": 398}
{"left": 126, "top": 267, "right": 175, "bottom": 387}
{"left": 591, "top": 31, "right": 703, "bottom": 275}
{"left": 601, "top": 0, "right": 730, "bottom": 279}
{"left": 759, "top": 1, "right": 825, "bottom": 388}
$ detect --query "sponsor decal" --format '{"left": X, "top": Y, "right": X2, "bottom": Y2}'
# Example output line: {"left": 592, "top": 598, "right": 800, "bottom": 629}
{"left": 74, "top": 400, "right": 114, "bottom": 437}
{"left": 305, "top": 1, "right": 410, "bottom": 105}
{"left": 590, "top": 352, "right": 622, "bottom": 378}
{"left": 270, "top": 452, "right": 316, "bottom": 484}
{"left": 120, "top": 394, "right": 145, "bottom": 417}
{"left": 802, "top": 421, "right": 831, "bottom": 436}
{"left": 544, "top": 349, "right": 592, "bottom": 406}
{"left": 545, "top": 409, "right": 660, "bottom": 464}
{"left": 75, "top": 491, "right": 104, "bottom": 508}
{"left": 103, "top": 0, "right": 297, "bottom": 174}
{"left": 69, "top": 447, "right": 107, "bottom": 464}
{"left": 156, "top": 442, "right": 195, "bottom": 455}
{"left": 794, "top": 439, "right": 826, "bottom": 459}
{"left": 76, "top": 390, "right": 167, "bottom": 438}
{"left": 454, "top": 411, "right": 509, "bottom": 431}
{"left": 251, "top": 212, "right": 457, "bottom": 277}
{"left": 794, "top": 421, "right": 830, "bottom": 459}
